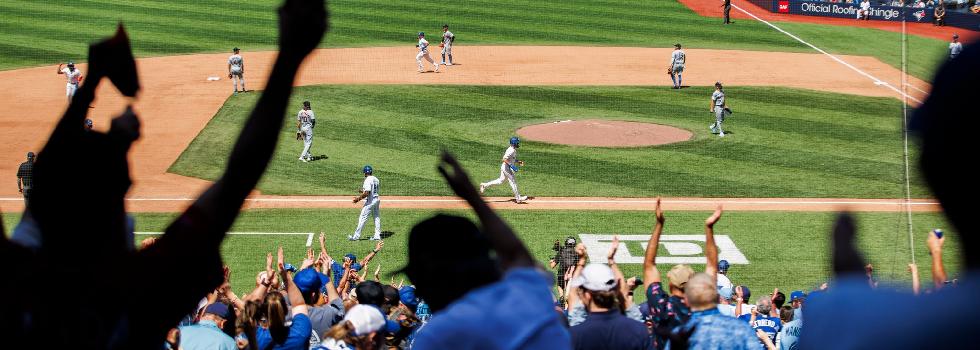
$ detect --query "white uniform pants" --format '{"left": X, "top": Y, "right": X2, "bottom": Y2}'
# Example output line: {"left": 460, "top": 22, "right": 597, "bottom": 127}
{"left": 416, "top": 50, "right": 436, "bottom": 70}
{"left": 441, "top": 44, "right": 452, "bottom": 60}
{"left": 353, "top": 198, "right": 380, "bottom": 240}
{"left": 300, "top": 125, "right": 313, "bottom": 159}
{"left": 66, "top": 83, "right": 77, "bottom": 100}
{"left": 484, "top": 163, "right": 521, "bottom": 200}
{"left": 231, "top": 67, "right": 244, "bottom": 91}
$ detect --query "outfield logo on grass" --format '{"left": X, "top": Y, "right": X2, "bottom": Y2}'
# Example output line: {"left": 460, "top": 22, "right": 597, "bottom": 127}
{"left": 578, "top": 234, "right": 749, "bottom": 265}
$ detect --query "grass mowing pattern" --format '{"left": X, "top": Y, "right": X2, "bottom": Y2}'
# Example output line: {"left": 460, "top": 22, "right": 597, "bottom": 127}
{"left": 0, "top": 0, "right": 947, "bottom": 79}
{"left": 4, "top": 209, "right": 959, "bottom": 304}
{"left": 169, "top": 84, "right": 928, "bottom": 198}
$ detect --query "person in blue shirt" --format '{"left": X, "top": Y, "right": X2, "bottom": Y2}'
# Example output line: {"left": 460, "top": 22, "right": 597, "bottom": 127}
{"left": 737, "top": 296, "right": 781, "bottom": 349}
{"left": 177, "top": 302, "right": 238, "bottom": 350}
{"left": 256, "top": 247, "right": 313, "bottom": 350}
{"left": 668, "top": 273, "right": 756, "bottom": 350}
{"left": 399, "top": 151, "right": 570, "bottom": 350}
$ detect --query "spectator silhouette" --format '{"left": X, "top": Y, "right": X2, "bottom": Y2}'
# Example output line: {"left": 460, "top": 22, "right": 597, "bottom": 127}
{"left": 0, "top": 0, "right": 328, "bottom": 348}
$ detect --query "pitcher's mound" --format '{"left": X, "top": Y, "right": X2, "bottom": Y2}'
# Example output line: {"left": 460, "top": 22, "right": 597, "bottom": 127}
{"left": 517, "top": 119, "right": 693, "bottom": 147}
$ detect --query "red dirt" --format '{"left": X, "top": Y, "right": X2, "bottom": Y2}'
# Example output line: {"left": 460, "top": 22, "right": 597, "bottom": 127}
{"left": 679, "top": 0, "right": 979, "bottom": 42}
{"left": 517, "top": 120, "right": 693, "bottom": 147}
{"left": 0, "top": 46, "right": 936, "bottom": 213}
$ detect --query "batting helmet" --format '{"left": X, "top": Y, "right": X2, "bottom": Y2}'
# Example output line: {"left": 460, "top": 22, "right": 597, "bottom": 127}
{"left": 953, "top": 34, "right": 959, "bottom": 39}
{"left": 85, "top": 119, "right": 93, "bottom": 126}
{"left": 510, "top": 137, "right": 520, "bottom": 146}
{"left": 303, "top": 101, "right": 311, "bottom": 107}
{"left": 418, "top": 32, "right": 424, "bottom": 36}
{"left": 27, "top": 152, "right": 34, "bottom": 160}
{"left": 67, "top": 62, "right": 74, "bottom": 67}
{"left": 363, "top": 165, "right": 373, "bottom": 174}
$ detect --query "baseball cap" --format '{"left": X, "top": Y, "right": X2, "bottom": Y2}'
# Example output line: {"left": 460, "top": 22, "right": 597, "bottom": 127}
{"left": 674, "top": 43, "right": 681, "bottom": 48}
{"left": 715, "top": 82, "right": 723, "bottom": 86}
{"left": 204, "top": 302, "right": 231, "bottom": 319}
{"left": 234, "top": 47, "right": 240, "bottom": 51}
{"left": 85, "top": 119, "right": 93, "bottom": 126}
{"left": 27, "top": 152, "right": 34, "bottom": 159}
{"left": 738, "top": 286, "right": 751, "bottom": 301}
{"left": 790, "top": 290, "right": 805, "bottom": 302}
{"left": 303, "top": 101, "right": 310, "bottom": 107}
{"left": 568, "top": 263, "right": 618, "bottom": 292}
{"left": 718, "top": 260, "right": 730, "bottom": 273}
{"left": 443, "top": 24, "right": 449, "bottom": 28}
{"left": 399, "top": 286, "right": 420, "bottom": 310}
{"left": 344, "top": 304, "right": 390, "bottom": 336}
{"left": 667, "top": 264, "right": 695, "bottom": 291}
{"left": 356, "top": 281, "right": 386, "bottom": 307}
{"left": 294, "top": 268, "right": 324, "bottom": 293}
{"left": 345, "top": 253, "right": 357, "bottom": 263}
{"left": 383, "top": 285, "right": 400, "bottom": 306}
{"left": 719, "top": 286, "right": 733, "bottom": 300}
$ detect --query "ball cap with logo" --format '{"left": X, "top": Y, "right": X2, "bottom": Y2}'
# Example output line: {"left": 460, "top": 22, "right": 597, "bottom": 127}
{"left": 344, "top": 304, "right": 393, "bottom": 336}
{"left": 568, "top": 263, "right": 618, "bottom": 291}
{"left": 718, "top": 260, "right": 730, "bottom": 273}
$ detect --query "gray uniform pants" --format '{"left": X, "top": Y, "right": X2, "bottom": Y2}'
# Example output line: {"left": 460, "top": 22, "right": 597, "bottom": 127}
{"left": 714, "top": 107, "right": 725, "bottom": 133}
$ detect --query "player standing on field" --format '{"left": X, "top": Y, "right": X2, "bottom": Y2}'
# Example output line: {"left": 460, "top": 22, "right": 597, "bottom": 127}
{"left": 415, "top": 32, "right": 439, "bottom": 73}
{"left": 480, "top": 137, "right": 528, "bottom": 203}
{"left": 350, "top": 166, "right": 381, "bottom": 241}
{"left": 17, "top": 152, "right": 35, "bottom": 207}
{"left": 229, "top": 47, "right": 246, "bottom": 93}
{"left": 669, "top": 44, "right": 685, "bottom": 89}
{"left": 710, "top": 82, "right": 730, "bottom": 138}
{"left": 950, "top": 34, "right": 963, "bottom": 60}
{"left": 721, "top": 0, "right": 731, "bottom": 24}
{"left": 57, "top": 62, "right": 83, "bottom": 105}
{"left": 440, "top": 24, "right": 455, "bottom": 66}
{"left": 297, "top": 101, "right": 315, "bottom": 162}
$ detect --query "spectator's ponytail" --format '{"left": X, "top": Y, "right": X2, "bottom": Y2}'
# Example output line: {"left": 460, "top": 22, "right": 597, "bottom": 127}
{"left": 616, "top": 291, "right": 627, "bottom": 315}
{"left": 323, "top": 320, "right": 372, "bottom": 347}
{"left": 264, "top": 292, "right": 287, "bottom": 334}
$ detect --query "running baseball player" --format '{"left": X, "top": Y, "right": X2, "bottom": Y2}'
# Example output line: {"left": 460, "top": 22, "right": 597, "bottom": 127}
{"left": 228, "top": 47, "right": 246, "bottom": 93}
{"left": 297, "top": 101, "right": 315, "bottom": 162}
{"left": 479, "top": 137, "right": 528, "bottom": 203}
{"left": 669, "top": 44, "right": 685, "bottom": 89}
{"left": 710, "top": 82, "right": 729, "bottom": 137}
{"left": 950, "top": 34, "right": 963, "bottom": 60}
{"left": 440, "top": 24, "right": 455, "bottom": 66}
{"left": 57, "top": 62, "right": 83, "bottom": 104}
{"left": 350, "top": 166, "right": 381, "bottom": 241}
{"left": 415, "top": 32, "right": 439, "bottom": 73}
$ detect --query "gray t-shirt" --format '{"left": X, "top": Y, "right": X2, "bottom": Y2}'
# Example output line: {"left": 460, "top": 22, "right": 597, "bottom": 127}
{"left": 308, "top": 297, "right": 346, "bottom": 337}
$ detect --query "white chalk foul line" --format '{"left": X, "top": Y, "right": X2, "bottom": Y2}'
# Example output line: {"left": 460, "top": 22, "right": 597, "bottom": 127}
{"left": 728, "top": 1, "right": 923, "bottom": 104}
{"left": 134, "top": 232, "right": 316, "bottom": 246}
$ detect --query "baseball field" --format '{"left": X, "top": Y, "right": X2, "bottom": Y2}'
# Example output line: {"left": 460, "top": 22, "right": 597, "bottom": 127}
{"left": 0, "top": 0, "right": 968, "bottom": 304}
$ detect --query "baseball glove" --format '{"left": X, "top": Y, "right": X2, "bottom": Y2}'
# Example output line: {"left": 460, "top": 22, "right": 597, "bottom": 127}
{"left": 228, "top": 73, "right": 233, "bottom": 79}
{"left": 296, "top": 131, "right": 302, "bottom": 141}
{"left": 724, "top": 107, "right": 733, "bottom": 115}
{"left": 439, "top": 43, "right": 445, "bottom": 48}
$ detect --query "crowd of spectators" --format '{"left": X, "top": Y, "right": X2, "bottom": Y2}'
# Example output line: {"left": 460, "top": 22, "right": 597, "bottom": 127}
{"left": 3, "top": 0, "right": 979, "bottom": 349}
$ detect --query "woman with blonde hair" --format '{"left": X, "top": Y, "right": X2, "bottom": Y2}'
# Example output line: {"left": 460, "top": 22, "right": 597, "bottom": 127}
{"left": 316, "top": 304, "right": 388, "bottom": 350}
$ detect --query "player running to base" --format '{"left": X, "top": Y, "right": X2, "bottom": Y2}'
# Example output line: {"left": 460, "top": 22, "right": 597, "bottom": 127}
{"left": 297, "top": 101, "right": 315, "bottom": 162}
{"left": 669, "top": 44, "right": 685, "bottom": 89}
{"left": 57, "top": 62, "right": 83, "bottom": 105}
{"left": 440, "top": 24, "right": 455, "bottom": 66}
{"left": 479, "top": 137, "right": 528, "bottom": 203}
{"left": 229, "top": 47, "right": 246, "bottom": 93}
{"left": 415, "top": 32, "right": 439, "bottom": 73}
{"left": 350, "top": 166, "right": 381, "bottom": 241}
{"left": 710, "top": 82, "right": 730, "bottom": 137}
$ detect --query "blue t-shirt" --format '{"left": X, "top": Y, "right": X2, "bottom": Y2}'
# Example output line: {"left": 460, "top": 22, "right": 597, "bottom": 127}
{"left": 671, "top": 308, "right": 756, "bottom": 350}
{"left": 177, "top": 319, "right": 237, "bottom": 350}
{"left": 256, "top": 313, "right": 313, "bottom": 350}
{"left": 330, "top": 261, "right": 361, "bottom": 287}
{"left": 410, "top": 268, "right": 570, "bottom": 350}
{"left": 570, "top": 309, "right": 653, "bottom": 350}
{"left": 737, "top": 314, "right": 782, "bottom": 349}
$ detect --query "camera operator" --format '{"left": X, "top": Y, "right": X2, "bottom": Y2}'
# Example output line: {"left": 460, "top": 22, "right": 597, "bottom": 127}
{"left": 550, "top": 236, "right": 579, "bottom": 305}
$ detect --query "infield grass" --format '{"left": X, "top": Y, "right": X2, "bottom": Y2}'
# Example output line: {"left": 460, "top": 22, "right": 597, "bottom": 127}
{"left": 169, "top": 84, "right": 927, "bottom": 199}
{"left": 3, "top": 209, "right": 959, "bottom": 305}
{"left": 0, "top": 0, "right": 949, "bottom": 80}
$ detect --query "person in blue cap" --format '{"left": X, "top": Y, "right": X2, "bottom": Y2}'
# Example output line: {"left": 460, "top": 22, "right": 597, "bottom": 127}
{"left": 178, "top": 302, "right": 238, "bottom": 350}
{"left": 293, "top": 268, "right": 346, "bottom": 342}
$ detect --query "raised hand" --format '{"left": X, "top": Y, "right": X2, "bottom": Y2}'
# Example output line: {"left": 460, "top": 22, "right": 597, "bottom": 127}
{"left": 437, "top": 150, "right": 480, "bottom": 201}
{"left": 343, "top": 256, "right": 352, "bottom": 270}
{"left": 706, "top": 204, "right": 723, "bottom": 227}
{"left": 607, "top": 235, "right": 619, "bottom": 262}
{"left": 655, "top": 196, "right": 665, "bottom": 224}
{"left": 276, "top": 0, "right": 328, "bottom": 60}
{"left": 265, "top": 252, "right": 275, "bottom": 284}
{"left": 375, "top": 240, "right": 384, "bottom": 251}
{"left": 300, "top": 248, "right": 315, "bottom": 270}
{"left": 277, "top": 247, "right": 285, "bottom": 274}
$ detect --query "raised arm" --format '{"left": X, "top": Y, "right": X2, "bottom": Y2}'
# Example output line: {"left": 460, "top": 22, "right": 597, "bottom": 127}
{"left": 437, "top": 150, "right": 534, "bottom": 270}
{"left": 643, "top": 197, "right": 665, "bottom": 292}
{"left": 909, "top": 264, "right": 920, "bottom": 296}
{"left": 927, "top": 230, "right": 947, "bottom": 290}
{"left": 565, "top": 244, "right": 588, "bottom": 309}
{"left": 360, "top": 240, "right": 383, "bottom": 266}
{"left": 172, "top": 0, "right": 327, "bottom": 246}
{"left": 279, "top": 247, "right": 309, "bottom": 316}
{"left": 607, "top": 235, "right": 631, "bottom": 306}
{"left": 704, "top": 205, "right": 722, "bottom": 277}
{"left": 245, "top": 252, "right": 275, "bottom": 302}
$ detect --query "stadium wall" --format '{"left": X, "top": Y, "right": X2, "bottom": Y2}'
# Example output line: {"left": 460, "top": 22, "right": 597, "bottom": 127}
{"left": 744, "top": 0, "right": 980, "bottom": 31}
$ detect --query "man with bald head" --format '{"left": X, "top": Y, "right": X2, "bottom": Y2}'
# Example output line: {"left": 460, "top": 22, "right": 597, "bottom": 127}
{"left": 668, "top": 273, "right": 755, "bottom": 349}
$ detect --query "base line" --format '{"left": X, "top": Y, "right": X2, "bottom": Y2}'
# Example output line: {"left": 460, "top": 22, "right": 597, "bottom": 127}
{"left": 134, "top": 232, "right": 316, "bottom": 246}
{"left": 0, "top": 198, "right": 932, "bottom": 205}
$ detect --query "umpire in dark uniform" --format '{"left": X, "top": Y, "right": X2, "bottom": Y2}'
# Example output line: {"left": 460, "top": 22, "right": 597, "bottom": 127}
{"left": 17, "top": 152, "right": 35, "bottom": 207}
{"left": 721, "top": 0, "right": 732, "bottom": 24}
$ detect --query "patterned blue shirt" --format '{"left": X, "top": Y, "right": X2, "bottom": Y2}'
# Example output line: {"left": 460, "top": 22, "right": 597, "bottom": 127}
{"left": 671, "top": 308, "right": 757, "bottom": 350}
{"left": 738, "top": 314, "right": 782, "bottom": 350}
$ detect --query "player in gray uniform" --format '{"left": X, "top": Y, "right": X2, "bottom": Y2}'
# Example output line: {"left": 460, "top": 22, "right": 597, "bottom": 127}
{"left": 297, "top": 101, "right": 315, "bottom": 162}
{"left": 670, "top": 44, "right": 686, "bottom": 89}
{"left": 228, "top": 47, "right": 246, "bottom": 93}
{"left": 949, "top": 34, "right": 963, "bottom": 60}
{"left": 710, "top": 82, "right": 729, "bottom": 137}
{"left": 440, "top": 24, "right": 455, "bottom": 66}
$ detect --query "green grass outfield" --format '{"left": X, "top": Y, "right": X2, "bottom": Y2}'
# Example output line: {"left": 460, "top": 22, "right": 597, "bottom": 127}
{"left": 3, "top": 209, "right": 961, "bottom": 305}
{"left": 170, "top": 84, "right": 929, "bottom": 198}
{"left": 0, "top": 0, "right": 948, "bottom": 79}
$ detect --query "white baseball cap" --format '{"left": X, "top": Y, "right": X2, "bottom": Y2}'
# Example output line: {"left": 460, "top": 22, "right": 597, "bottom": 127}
{"left": 344, "top": 304, "right": 388, "bottom": 336}
{"left": 568, "top": 263, "right": 618, "bottom": 292}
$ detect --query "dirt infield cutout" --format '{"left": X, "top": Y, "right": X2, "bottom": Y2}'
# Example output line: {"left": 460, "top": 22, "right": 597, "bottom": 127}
{"left": 517, "top": 119, "right": 693, "bottom": 147}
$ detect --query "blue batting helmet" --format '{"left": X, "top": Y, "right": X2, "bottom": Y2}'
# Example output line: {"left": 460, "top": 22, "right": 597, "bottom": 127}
{"left": 363, "top": 165, "right": 373, "bottom": 174}
{"left": 67, "top": 61, "right": 74, "bottom": 67}
{"left": 510, "top": 137, "right": 520, "bottom": 146}
{"left": 418, "top": 32, "right": 424, "bottom": 36}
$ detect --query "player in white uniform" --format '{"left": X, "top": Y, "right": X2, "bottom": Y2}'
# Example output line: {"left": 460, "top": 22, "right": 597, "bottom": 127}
{"left": 950, "top": 34, "right": 963, "bottom": 60}
{"left": 350, "top": 166, "right": 381, "bottom": 241}
{"left": 669, "top": 44, "right": 686, "bottom": 89}
{"left": 415, "top": 32, "right": 439, "bottom": 73}
{"left": 228, "top": 47, "right": 246, "bottom": 93}
{"left": 858, "top": 0, "right": 871, "bottom": 21}
{"left": 479, "top": 137, "right": 527, "bottom": 203}
{"left": 710, "top": 82, "right": 729, "bottom": 137}
{"left": 57, "top": 62, "right": 83, "bottom": 104}
{"left": 440, "top": 24, "right": 455, "bottom": 66}
{"left": 297, "top": 101, "right": 315, "bottom": 162}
